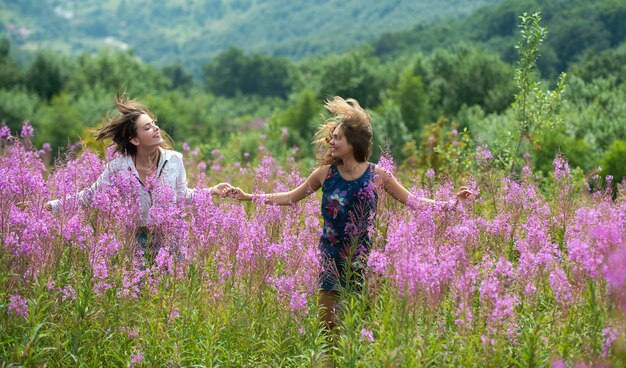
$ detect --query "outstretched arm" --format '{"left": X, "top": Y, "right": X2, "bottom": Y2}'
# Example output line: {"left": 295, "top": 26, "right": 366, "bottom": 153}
{"left": 375, "top": 166, "right": 472, "bottom": 207}
{"left": 229, "top": 166, "right": 328, "bottom": 205}
{"left": 173, "top": 153, "right": 231, "bottom": 199}
{"left": 45, "top": 163, "right": 115, "bottom": 212}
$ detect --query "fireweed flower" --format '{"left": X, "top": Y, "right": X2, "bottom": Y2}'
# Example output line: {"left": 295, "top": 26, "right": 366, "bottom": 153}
{"left": 0, "top": 123, "right": 12, "bottom": 140}
{"left": 377, "top": 153, "right": 396, "bottom": 175}
{"left": 1, "top": 143, "right": 54, "bottom": 278}
{"left": 515, "top": 204, "right": 562, "bottom": 301}
{"left": 60, "top": 214, "right": 94, "bottom": 250}
{"left": 8, "top": 294, "right": 28, "bottom": 317}
{"left": 479, "top": 257, "right": 519, "bottom": 336}
{"left": 602, "top": 326, "right": 624, "bottom": 358}
{"left": 7, "top": 205, "right": 54, "bottom": 279}
{"left": 476, "top": 145, "right": 494, "bottom": 165}
{"left": 605, "top": 234, "right": 626, "bottom": 310}
{"left": 361, "top": 328, "right": 374, "bottom": 342}
{"left": 49, "top": 150, "right": 105, "bottom": 201}
{"left": 453, "top": 267, "right": 479, "bottom": 328}
{"left": 89, "top": 232, "right": 123, "bottom": 296}
{"left": 382, "top": 185, "right": 476, "bottom": 308}
{"left": 168, "top": 308, "right": 180, "bottom": 323}
{"left": 269, "top": 200, "right": 321, "bottom": 314}
{"left": 549, "top": 267, "right": 573, "bottom": 309}
{"left": 121, "top": 267, "right": 147, "bottom": 299}
{"left": 20, "top": 121, "right": 34, "bottom": 139}
{"left": 567, "top": 202, "right": 624, "bottom": 279}
{"left": 1, "top": 142, "right": 49, "bottom": 201}
{"left": 254, "top": 154, "right": 277, "bottom": 185}
{"left": 366, "top": 250, "right": 388, "bottom": 274}
{"left": 119, "top": 326, "right": 139, "bottom": 339}
{"left": 60, "top": 285, "right": 77, "bottom": 302}
{"left": 553, "top": 155, "right": 571, "bottom": 181}
{"left": 130, "top": 351, "right": 144, "bottom": 367}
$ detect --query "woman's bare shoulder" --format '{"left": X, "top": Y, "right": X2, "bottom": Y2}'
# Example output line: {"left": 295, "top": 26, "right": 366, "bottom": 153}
{"left": 314, "top": 164, "right": 332, "bottom": 185}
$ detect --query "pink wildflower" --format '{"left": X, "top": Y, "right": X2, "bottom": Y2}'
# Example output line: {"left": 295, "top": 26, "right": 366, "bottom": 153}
{"left": 20, "top": 121, "right": 34, "bottom": 138}
{"left": 130, "top": 351, "right": 144, "bottom": 367}
{"left": 360, "top": 328, "right": 374, "bottom": 342}
{"left": 476, "top": 145, "right": 493, "bottom": 165}
{"left": 8, "top": 294, "right": 28, "bottom": 317}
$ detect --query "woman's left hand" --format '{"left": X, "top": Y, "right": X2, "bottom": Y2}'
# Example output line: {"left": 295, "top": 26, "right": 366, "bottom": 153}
{"left": 455, "top": 186, "right": 473, "bottom": 205}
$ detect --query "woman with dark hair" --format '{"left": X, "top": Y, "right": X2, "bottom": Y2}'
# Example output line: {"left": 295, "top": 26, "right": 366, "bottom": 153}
{"left": 227, "top": 96, "right": 473, "bottom": 329}
{"left": 45, "top": 95, "right": 230, "bottom": 257}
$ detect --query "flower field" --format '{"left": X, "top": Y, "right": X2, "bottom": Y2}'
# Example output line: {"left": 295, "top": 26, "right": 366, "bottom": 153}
{"left": 1, "top": 126, "right": 625, "bottom": 367}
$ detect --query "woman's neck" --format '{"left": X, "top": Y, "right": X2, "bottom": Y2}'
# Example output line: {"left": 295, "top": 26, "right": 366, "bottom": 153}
{"left": 341, "top": 156, "right": 360, "bottom": 169}
{"left": 339, "top": 156, "right": 366, "bottom": 179}
{"left": 134, "top": 147, "right": 161, "bottom": 167}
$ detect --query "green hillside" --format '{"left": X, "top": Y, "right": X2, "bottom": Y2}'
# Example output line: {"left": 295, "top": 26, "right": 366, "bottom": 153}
{"left": 373, "top": 0, "right": 626, "bottom": 78}
{"left": 0, "top": 0, "right": 500, "bottom": 72}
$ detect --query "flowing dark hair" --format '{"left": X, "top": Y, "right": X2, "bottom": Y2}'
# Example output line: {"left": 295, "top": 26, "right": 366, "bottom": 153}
{"left": 96, "top": 94, "right": 172, "bottom": 155}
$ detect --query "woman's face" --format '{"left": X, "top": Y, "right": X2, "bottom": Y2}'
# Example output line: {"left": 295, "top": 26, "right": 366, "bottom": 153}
{"left": 131, "top": 114, "right": 163, "bottom": 149}
{"left": 329, "top": 125, "right": 353, "bottom": 159}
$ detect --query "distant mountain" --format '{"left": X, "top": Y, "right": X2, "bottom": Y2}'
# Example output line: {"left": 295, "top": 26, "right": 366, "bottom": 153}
{"left": 0, "top": 0, "right": 501, "bottom": 71}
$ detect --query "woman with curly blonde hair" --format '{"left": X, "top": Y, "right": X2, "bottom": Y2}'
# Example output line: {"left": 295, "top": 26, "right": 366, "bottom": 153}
{"left": 229, "top": 96, "right": 472, "bottom": 329}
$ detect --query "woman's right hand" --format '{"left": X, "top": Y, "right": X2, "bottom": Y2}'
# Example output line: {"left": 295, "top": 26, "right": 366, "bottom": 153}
{"left": 44, "top": 201, "right": 53, "bottom": 211}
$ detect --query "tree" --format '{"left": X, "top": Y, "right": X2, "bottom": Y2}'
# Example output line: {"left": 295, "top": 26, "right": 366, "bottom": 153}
{"left": 426, "top": 44, "right": 515, "bottom": 118}
{"left": 35, "top": 92, "right": 85, "bottom": 152}
{"left": 0, "top": 38, "right": 23, "bottom": 89}
{"left": 371, "top": 100, "right": 410, "bottom": 162}
{"left": 0, "top": 89, "right": 40, "bottom": 132}
{"left": 276, "top": 89, "right": 319, "bottom": 143}
{"left": 601, "top": 140, "right": 626, "bottom": 183}
{"left": 163, "top": 64, "right": 194, "bottom": 91}
{"left": 203, "top": 47, "right": 245, "bottom": 97}
{"left": 314, "top": 47, "right": 388, "bottom": 108}
{"left": 548, "top": 16, "right": 610, "bottom": 72}
{"left": 569, "top": 45, "right": 626, "bottom": 84}
{"left": 25, "top": 52, "right": 66, "bottom": 100}
{"left": 66, "top": 49, "right": 168, "bottom": 97}
{"left": 202, "top": 47, "right": 292, "bottom": 98}
{"left": 394, "top": 66, "right": 430, "bottom": 136}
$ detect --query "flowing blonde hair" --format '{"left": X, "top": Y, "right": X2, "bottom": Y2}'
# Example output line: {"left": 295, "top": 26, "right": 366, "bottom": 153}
{"left": 96, "top": 94, "right": 172, "bottom": 155}
{"left": 314, "top": 96, "right": 372, "bottom": 167}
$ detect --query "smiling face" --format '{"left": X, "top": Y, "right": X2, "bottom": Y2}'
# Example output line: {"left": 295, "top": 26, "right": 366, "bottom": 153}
{"left": 329, "top": 124, "right": 354, "bottom": 160}
{"left": 130, "top": 114, "right": 163, "bottom": 149}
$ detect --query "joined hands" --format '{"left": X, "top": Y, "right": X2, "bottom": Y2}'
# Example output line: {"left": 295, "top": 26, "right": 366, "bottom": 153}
{"left": 210, "top": 183, "right": 250, "bottom": 201}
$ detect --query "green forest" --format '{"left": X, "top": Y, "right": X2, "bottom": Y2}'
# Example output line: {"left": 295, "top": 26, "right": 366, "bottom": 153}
{"left": 0, "top": 0, "right": 625, "bottom": 182}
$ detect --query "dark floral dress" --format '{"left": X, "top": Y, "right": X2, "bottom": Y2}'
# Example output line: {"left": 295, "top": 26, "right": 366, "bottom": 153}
{"left": 319, "top": 163, "right": 378, "bottom": 291}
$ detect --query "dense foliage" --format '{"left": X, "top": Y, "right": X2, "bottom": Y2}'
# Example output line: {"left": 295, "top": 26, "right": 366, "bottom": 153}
{"left": 1, "top": 3, "right": 625, "bottom": 180}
